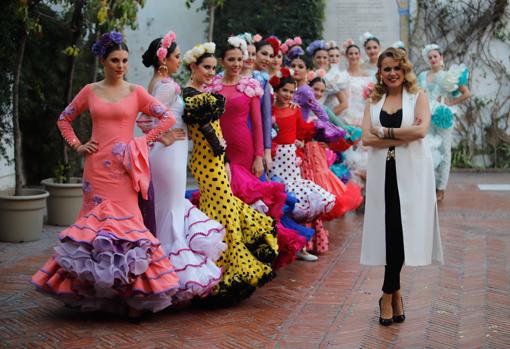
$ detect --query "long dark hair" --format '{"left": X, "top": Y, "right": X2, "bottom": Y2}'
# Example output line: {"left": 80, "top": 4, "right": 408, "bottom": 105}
{"left": 142, "top": 38, "right": 178, "bottom": 69}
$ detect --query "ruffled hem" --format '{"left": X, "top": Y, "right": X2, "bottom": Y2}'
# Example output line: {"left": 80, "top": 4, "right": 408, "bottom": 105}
{"left": 32, "top": 239, "right": 179, "bottom": 313}
{"left": 271, "top": 144, "right": 336, "bottom": 222}
{"left": 229, "top": 163, "right": 287, "bottom": 220}
{"left": 274, "top": 223, "right": 306, "bottom": 269}
{"left": 32, "top": 197, "right": 180, "bottom": 312}
{"left": 166, "top": 204, "right": 226, "bottom": 302}
{"left": 301, "top": 142, "right": 362, "bottom": 219}
{"left": 58, "top": 200, "right": 160, "bottom": 245}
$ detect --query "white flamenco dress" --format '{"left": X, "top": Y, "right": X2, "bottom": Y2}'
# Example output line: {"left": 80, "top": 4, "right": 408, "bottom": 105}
{"left": 337, "top": 72, "right": 373, "bottom": 187}
{"left": 137, "top": 78, "right": 226, "bottom": 302}
{"left": 418, "top": 64, "right": 469, "bottom": 190}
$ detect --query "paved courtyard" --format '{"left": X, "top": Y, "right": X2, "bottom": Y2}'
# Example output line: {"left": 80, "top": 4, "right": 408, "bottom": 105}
{"left": 0, "top": 171, "right": 509, "bottom": 349}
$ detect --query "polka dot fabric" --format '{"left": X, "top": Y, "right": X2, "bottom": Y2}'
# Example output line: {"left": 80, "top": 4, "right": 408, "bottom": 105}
{"left": 270, "top": 144, "right": 336, "bottom": 222}
{"left": 183, "top": 87, "right": 278, "bottom": 306}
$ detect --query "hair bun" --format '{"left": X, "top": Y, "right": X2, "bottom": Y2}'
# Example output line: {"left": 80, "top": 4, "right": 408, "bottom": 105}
{"left": 141, "top": 50, "right": 153, "bottom": 67}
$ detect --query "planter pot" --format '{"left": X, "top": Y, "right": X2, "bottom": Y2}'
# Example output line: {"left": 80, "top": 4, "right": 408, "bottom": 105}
{"left": 0, "top": 188, "right": 49, "bottom": 242}
{"left": 472, "top": 154, "right": 493, "bottom": 168}
{"left": 41, "top": 177, "right": 83, "bottom": 226}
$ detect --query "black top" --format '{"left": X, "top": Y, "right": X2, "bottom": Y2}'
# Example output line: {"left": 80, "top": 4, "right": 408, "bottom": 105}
{"left": 380, "top": 108, "right": 403, "bottom": 128}
{"left": 380, "top": 109, "right": 403, "bottom": 152}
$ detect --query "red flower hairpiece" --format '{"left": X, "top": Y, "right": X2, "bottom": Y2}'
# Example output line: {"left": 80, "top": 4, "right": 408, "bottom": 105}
{"left": 266, "top": 36, "right": 281, "bottom": 54}
{"left": 269, "top": 67, "right": 293, "bottom": 88}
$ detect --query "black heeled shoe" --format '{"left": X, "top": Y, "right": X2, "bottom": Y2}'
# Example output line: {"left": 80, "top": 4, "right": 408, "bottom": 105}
{"left": 379, "top": 297, "right": 393, "bottom": 326}
{"left": 392, "top": 297, "right": 406, "bottom": 323}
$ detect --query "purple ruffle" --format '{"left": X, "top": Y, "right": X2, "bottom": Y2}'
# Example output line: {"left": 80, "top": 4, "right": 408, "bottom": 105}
{"left": 315, "top": 119, "right": 346, "bottom": 142}
{"left": 55, "top": 231, "right": 152, "bottom": 290}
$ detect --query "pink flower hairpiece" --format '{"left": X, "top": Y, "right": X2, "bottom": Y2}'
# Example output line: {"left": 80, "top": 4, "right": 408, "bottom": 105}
{"left": 157, "top": 31, "right": 177, "bottom": 62}
{"left": 284, "top": 36, "right": 302, "bottom": 49}
{"left": 253, "top": 34, "right": 263, "bottom": 43}
{"left": 306, "top": 69, "right": 326, "bottom": 82}
{"left": 280, "top": 43, "right": 289, "bottom": 54}
{"left": 341, "top": 39, "right": 355, "bottom": 50}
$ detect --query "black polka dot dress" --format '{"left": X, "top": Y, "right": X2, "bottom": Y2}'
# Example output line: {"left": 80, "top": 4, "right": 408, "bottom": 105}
{"left": 182, "top": 87, "right": 278, "bottom": 305}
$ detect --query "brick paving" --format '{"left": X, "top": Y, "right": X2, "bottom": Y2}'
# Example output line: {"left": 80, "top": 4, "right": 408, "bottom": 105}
{"left": 0, "top": 171, "right": 509, "bottom": 349}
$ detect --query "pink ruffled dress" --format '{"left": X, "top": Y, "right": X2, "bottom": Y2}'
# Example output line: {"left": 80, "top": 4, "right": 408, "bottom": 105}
{"left": 31, "top": 84, "right": 180, "bottom": 313}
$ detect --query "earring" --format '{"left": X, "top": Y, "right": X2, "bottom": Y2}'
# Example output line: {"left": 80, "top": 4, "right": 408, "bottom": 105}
{"left": 158, "top": 65, "right": 168, "bottom": 75}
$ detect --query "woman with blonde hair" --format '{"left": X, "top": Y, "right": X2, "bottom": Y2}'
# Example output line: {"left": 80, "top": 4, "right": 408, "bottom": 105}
{"left": 360, "top": 47, "right": 443, "bottom": 326}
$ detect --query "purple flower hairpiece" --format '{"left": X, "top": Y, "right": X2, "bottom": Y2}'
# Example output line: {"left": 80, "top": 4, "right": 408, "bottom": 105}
{"left": 306, "top": 40, "right": 327, "bottom": 56}
{"left": 286, "top": 46, "right": 305, "bottom": 61}
{"left": 92, "top": 31, "right": 124, "bottom": 57}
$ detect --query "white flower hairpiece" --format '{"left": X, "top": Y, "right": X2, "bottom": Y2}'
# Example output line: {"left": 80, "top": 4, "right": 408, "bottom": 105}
{"left": 326, "top": 40, "right": 338, "bottom": 50}
{"left": 227, "top": 36, "right": 249, "bottom": 60}
{"left": 392, "top": 41, "right": 405, "bottom": 49}
{"left": 422, "top": 43, "right": 441, "bottom": 61}
{"left": 183, "top": 42, "right": 216, "bottom": 65}
{"left": 360, "top": 32, "right": 377, "bottom": 45}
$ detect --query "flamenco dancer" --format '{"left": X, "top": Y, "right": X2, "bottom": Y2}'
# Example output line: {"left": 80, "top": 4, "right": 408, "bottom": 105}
{"left": 289, "top": 47, "right": 363, "bottom": 254}
{"left": 181, "top": 42, "right": 278, "bottom": 305}
{"left": 137, "top": 31, "right": 226, "bottom": 302}
{"left": 207, "top": 36, "right": 304, "bottom": 268}
{"left": 360, "top": 32, "right": 381, "bottom": 79}
{"left": 321, "top": 40, "right": 349, "bottom": 116}
{"left": 418, "top": 44, "right": 471, "bottom": 202}
{"left": 32, "top": 32, "right": 180, "bottom": 319}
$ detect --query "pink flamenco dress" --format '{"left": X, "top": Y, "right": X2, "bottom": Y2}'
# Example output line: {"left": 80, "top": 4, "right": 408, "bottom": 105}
{"left": 207, "top": 76, "right": 305, "bottom": 269}
{"left": 31, "top": 84, "right": 180, "bottom": 313}
{"left": 293, "top": 84, "right": 363, "bottom": 253}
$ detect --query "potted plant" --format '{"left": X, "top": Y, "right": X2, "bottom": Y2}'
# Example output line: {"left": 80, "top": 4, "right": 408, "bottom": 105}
{"left": 0, "top": 1, "right": 48, "bottom": 242}
{"left": 41, "top": 163, "right": 83, "bottom": 226}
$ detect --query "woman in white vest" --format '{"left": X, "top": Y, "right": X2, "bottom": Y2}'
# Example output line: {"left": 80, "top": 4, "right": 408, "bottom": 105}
{"left": 360, "top": 48, "right": 443, "bottom": 326}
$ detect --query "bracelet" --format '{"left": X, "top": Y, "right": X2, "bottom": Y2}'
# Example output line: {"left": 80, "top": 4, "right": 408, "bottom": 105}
{"left": 377, "top": 127, "right": 385, "bottom": 139}
{"left": 389, "top": 128, "right": 395, "bottom": 139}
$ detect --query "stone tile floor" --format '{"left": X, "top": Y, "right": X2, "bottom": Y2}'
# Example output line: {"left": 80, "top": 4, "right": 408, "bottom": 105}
{"left": 0, "top": 172, "right": 509, "bottom": 348}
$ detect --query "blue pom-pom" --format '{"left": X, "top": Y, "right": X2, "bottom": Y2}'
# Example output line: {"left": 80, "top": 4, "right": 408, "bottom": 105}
{"left": 431, "top": 104, "right": 454, "bottom": 129}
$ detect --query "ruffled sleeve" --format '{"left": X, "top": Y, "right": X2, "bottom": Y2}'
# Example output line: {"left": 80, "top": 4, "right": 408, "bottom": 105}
{"left": 260, "top": 79, "right": 273, "bottom": 150}
{"left": 57, "top": 84, "right": 91, "bottom": 148}
{"left": 295, "top": 108, "right": 316, "bottom": 141}
{"left": 324, "top": 65, "right": 348, "bottom": 95}
{"left": 137, "top": 86, "right": 176, "bottom": 144}
{"left": 136, "top": 78, "right": 180, "bottom": 134}
{"left": 182, "top": 87, "right": 226, "bottom": 125}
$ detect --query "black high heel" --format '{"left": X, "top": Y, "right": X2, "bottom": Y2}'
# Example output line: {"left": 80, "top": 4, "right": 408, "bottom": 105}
{"left": 379, "top": 297, "right": 393, "bottom": 326}
{"left": 393, "top": 297, "right": 406, "bottom": 323}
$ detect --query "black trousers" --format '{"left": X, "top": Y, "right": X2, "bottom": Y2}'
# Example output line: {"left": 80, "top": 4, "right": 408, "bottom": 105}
{"left": 382, "top": 154, "right": 405, "bottom": 293}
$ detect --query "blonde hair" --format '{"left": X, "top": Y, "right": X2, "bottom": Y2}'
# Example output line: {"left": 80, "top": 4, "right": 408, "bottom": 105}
{"left": 371, "top": 47, "right": 419, "bottom": 103}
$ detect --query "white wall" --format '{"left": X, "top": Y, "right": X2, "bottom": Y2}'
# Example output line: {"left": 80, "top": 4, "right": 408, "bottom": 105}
{"left": 124, "top": 0, "right": 207, "bottom": 88}
{"left": 0, "top": 140, "right": 14, "bottom": 191}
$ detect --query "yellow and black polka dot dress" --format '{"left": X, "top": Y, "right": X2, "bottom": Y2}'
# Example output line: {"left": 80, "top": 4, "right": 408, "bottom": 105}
{"left": 182, "top": 87, "right": 278, "bottom": 305}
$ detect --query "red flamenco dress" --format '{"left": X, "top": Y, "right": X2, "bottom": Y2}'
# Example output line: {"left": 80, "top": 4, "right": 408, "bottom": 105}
{"left": 31, "top": 84, "right": 180, "bottom": 313}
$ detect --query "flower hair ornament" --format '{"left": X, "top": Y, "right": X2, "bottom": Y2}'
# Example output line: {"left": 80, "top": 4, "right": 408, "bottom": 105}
{"left": 286, "top": 46, "right": 305, "bottom": 61}
{"left": 422, "top": 43, "right": 441, "bottom": 61}
{"left": 306, "top": 39, "right": 327, "bottom": 56}
{"left": 269, "top": 67, "right": 294, "bottom": 89}
{"left": 265, "top": 36, "right": 281, "bottom": 54}
{"left": 281, "top": 36, "right": 302, "bottom": 54}
{"left": 156, "top": 31, "right": 176, "bottom": 62}
{"left": 392, "top": 41, "right": 406, "bottom": 50}
{"left": 252, "top": 34, "right": 263, "bottom": 43}
{"left": 326, "top": 40, "right": 339, "bottom": 50}
{"left": 183, "top": 42, "right": 216, "bottom": 65}
{"left": 341, "top": 38, "right": 356, "bottom": 56}
{"left": 307, "top": 69, "right": 326, "bottom": 82}
{"left": 227, "top": 36, "right": 249, "bottom": 60}
{"left": 92, "top": 31, "right": 123, "bottom": 57}
{"left": 360, "top": 32, "right": 377, "bottom": 46}
{"left": 237, "top": 32, "right": 254, "bottom": 45}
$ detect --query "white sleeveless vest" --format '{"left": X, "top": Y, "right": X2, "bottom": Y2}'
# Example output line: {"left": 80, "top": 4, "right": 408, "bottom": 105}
{"left": 360, "top": 88, "right": 443, "bottom": 266}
